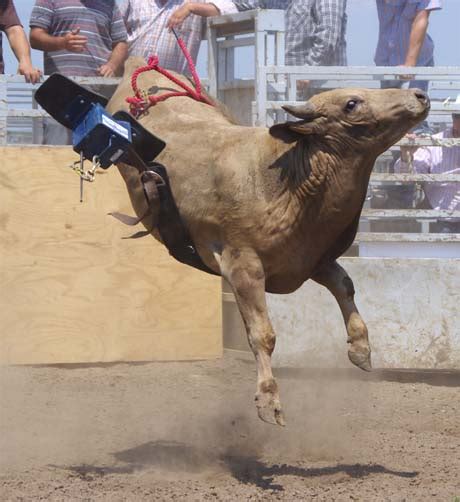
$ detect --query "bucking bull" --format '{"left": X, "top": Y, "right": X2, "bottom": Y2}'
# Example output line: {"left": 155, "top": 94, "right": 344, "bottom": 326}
{"left": 106, "top": 59, "right": 429, "bottom": 426}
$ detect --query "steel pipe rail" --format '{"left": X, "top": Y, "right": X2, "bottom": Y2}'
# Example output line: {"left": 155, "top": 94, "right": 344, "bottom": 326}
{"left": 362, "top": 209, "right": 460, "bottom": 219}
{"left": 370, "top": 173, "right": 460, "bottom": 182}
{"left": 263, "top": 65, "right": 460, "bottom": 78}
{"left": 355, "top": 232, "right": 460, "bottom": 242}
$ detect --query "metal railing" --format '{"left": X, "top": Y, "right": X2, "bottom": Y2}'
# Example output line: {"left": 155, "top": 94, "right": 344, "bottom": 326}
{"left": 259, "top": 65, "right": 460, "bottom": 243}
{"left": 0, "top": 75, "right": 120, "bottom": 145}
{"left": 258, "top": 65, "right": 460, "bottom": 126}
{"left": 205, "top": 10, "right": 460, "bottom": 247}
{"left": 2, "top": 9, "right": 460, "bottom": 249}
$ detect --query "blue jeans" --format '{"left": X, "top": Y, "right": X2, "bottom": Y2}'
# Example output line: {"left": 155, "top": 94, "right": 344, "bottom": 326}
{"left": 380, "top": 58, "right": 434, "bottom": 93}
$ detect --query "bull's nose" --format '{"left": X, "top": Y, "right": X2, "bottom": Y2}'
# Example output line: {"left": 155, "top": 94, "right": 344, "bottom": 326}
{"left": 413, "top": 89, "right": 430, "bottom": 107}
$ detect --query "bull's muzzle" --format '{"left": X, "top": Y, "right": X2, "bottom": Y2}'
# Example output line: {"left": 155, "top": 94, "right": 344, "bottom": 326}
{"left": 412, "top": 89, "right": 430, "bottom": 110}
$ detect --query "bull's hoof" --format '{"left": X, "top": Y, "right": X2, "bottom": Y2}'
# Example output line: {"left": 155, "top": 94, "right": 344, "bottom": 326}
{"left": 255, "top": 379, "right": 286, "bottom": 427}
{"left": 348, "top": 346, "right": 372, "bottom": 372}
{"left": 255, "top": 394, "right": 286, "bottom": 426}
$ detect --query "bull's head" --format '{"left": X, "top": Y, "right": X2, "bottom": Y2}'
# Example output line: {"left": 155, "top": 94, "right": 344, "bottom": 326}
{"left": 270, "top": 88, "right": 430, "bottom": 157}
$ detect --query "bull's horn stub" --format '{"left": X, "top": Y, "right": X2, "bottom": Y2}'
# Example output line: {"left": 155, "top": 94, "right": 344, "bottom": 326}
{"left": 282, "top": 103, "right": 317, "bottom": 120}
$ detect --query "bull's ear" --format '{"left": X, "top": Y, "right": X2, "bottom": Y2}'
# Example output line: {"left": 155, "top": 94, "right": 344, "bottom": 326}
{"left": 269, "top": 122, "right": 306, "bottom": 143}
{"left": 269, "top": 103, "right": 322, "bottom": 143}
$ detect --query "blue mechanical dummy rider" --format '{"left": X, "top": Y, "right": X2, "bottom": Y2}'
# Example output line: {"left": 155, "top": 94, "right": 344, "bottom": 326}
{"left": 35, "top": 74, "right": 216, "bottom": 275}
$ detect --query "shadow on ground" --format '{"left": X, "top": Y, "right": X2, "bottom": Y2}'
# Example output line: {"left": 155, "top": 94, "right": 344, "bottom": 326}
{"left": 274, "top": 367, "right": 460, "bottom": 388}
{"left": 222, "top": 455, "right": 418, "bottom": 491}
{"left": 59, "top": 440, "right": 418, "bottom": 492}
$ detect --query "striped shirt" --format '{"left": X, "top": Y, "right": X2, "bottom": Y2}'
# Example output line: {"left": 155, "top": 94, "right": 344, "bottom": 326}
{"left": 232, "top": 0, "right": 347, "bottom": 66}
{"left": 375, "top": 0, "right": 442, "bottom": 67}
{"left": 394, "top": 129, "right": 460, "bottom": 213}
{"left": 119, "top": 0, "right": 237, "bottom": 75}
{"left": 30, "top": 0, "right": 127, "bottom": 77}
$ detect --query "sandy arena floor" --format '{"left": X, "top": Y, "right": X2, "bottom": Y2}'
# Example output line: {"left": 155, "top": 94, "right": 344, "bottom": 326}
{"left": 1, "top": 351, "right": 459, "bottom": 501}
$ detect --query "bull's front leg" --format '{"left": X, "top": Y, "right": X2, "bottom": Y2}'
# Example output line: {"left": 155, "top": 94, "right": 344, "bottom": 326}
{"left": 312, "top": 261, "right": 372, "bottom": 371}
{"left": 219, "top": 247, "right": 285, "bottom": 426}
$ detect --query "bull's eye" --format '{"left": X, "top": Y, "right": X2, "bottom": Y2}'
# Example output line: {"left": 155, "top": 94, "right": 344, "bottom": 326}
{"left": 345, "top": 100, "right": 358, "bottom": 112}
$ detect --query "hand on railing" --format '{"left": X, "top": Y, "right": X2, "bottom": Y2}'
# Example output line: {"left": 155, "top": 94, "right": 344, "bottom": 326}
{"left": 97, "top": 63, "right": 116, "bottom": 78}
{"left": 397, "top": 64, "right": 415, "bottom": 81}
{"left": 399, "top": 133, "right": 418, "bottom": 167}
{"left": 17, "top": 61, "right": 42, "bottom": 85}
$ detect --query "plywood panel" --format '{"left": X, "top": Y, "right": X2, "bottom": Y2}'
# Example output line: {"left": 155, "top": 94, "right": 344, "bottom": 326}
{"left": 0, "top": 147, "right": 222, "bottom": 364}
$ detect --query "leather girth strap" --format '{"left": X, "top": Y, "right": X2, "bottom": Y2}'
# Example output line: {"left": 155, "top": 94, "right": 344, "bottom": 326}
{"left": 147, "top": 163, "right": 219, "bottom": 276}
{"left": 112, "top": 159, "right": 219, "bottom": 277}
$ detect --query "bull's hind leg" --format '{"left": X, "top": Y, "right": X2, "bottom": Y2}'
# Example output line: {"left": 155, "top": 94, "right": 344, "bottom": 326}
{"left": 219, "top": 247, "right": 285, "bottom": 426}
{"left": 312, "top": 261, "right": 371, "bottom": 371}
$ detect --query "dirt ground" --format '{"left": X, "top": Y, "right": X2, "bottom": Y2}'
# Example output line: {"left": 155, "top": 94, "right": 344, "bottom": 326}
{"left": 1, "top": 351, "right": 459, "bottom": 501}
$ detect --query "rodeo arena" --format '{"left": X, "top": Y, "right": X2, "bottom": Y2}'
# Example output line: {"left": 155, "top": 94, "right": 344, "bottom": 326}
{"left": 1, "top": 0, "right": 460, "bottom": 501}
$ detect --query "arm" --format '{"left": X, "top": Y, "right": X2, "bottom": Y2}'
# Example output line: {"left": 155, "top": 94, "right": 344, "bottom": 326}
{"left": 167, "top": 3, "right": 219, "bottom": 28}
{"left": 167, "top": 0, "right": 237, "bottom": 29}
{"left": 30, "top": 26, "right": 88, "bottom": 53}
{"left": 5, "top": 25, "right": 42, "bottom": 83}
{"left": 305, "top": 0, "right": 346, "bottom": 66}
{"left": 98, "top": 3, "right": 128, "bottom": 77}
{"left": 98, "top": 41, "right": 128, "bottom": 77}
{"left": 404, "top": 9, "right": 430, "bottom": 66}
{"left": 394, "top": 147, "right": 432, "bottom": 174}
{"left": 232, "top": 0, "right": 260, "bottom": 9}
{"left": 233, "top": 0, "right": 287, "bottom": 10}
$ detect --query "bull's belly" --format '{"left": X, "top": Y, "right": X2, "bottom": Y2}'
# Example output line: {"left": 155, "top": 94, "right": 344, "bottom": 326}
{"left": 263, "top": 258, "right": 319, "bottom": 294}
{"left": 265, "top": 274, "right": 312, "bottom": 294}
{"left": 193, "top": 218, "right": 348, "bottom": 293}
{"left": 260, "top": 225, "right": 354, "bottom": 293}
{"left": 260, "top": 242, "right": 325, "bottom": 294}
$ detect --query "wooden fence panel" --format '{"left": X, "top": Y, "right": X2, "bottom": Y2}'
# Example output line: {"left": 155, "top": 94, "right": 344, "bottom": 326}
{"left": 0, "top": 147, "right": 222, "bottom": 364}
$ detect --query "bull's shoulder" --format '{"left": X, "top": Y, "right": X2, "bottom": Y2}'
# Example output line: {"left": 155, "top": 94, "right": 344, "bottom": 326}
{"left": 316, "top": 210, "right": 361, "bottom": 268}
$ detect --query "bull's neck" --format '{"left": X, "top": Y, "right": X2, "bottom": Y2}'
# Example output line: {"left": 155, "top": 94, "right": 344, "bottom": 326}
{"left": 269, "top": 140, "right": 375, "bottom": 234}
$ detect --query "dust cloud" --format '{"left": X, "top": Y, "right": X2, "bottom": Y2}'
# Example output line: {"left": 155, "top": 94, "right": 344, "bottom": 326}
{"left": 2, "top": 354, "right": 459, "bottom": 500}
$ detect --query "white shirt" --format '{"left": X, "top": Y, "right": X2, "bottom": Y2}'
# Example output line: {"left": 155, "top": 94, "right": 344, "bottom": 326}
{"left": 119, "top": 0, "right": 237, "bottom": 74}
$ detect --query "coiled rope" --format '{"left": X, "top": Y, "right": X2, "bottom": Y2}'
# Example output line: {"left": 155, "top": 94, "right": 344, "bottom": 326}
{"left": 126, "top": 28, "right": 213, "bottom": 117}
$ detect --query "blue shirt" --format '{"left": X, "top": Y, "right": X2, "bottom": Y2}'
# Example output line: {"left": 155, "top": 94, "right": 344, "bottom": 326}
{"left": 375, "top": 0, "right": 442, "bottom": 66}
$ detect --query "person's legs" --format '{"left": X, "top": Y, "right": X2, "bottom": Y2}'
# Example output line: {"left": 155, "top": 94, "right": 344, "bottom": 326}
{"left": 436, "top": 221, "right": 460, "bottom": 233}
{"left": 408, "top": 59, "right": 434, "bottom": 134}
{"left": 409, "top": 57, "right": 434, "bottom": 93}
{"left": 381, "top": 79, "right": 403, "bottom": 90}
{"left": 43, "top": 117, "right": 72, "bottom": 145}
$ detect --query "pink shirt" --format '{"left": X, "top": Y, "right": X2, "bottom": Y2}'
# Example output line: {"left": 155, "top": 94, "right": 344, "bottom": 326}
{"left": 395, "top": 129, "right": 460, "bottom": 212}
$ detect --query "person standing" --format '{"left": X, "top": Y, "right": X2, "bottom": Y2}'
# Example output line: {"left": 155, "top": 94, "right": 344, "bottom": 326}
{"left": 232, "top": 0, "right": 348, "bottom": 66}
{"left": 29, "top": 0, "right": 128, "bottom": 144}
{"left": 0, "top": 0, "right": 41, "bottom": 83}
{"left": 394, "top": 102, "right": 460, "bottom": 233}
{"left": 375, "top": 0, "right": 442, "bottom": 91}
{"left": 285, "top": 0, "right": 347, "bottom": 67}
{"left": 119, "top": 0, "right": 237, "bottom": 75}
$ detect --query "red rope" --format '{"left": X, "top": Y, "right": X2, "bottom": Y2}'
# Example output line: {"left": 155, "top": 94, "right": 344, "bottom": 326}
{"left": 126, "top": 32, "right": 213, "bottom": 117}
